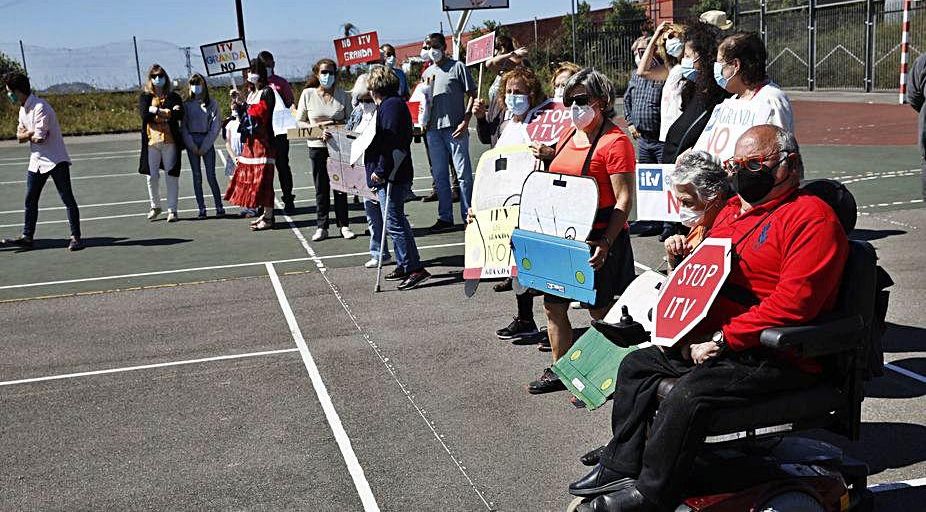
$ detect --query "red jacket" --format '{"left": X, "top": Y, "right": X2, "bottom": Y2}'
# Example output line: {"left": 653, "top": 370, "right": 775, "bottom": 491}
{"left": 696, "top": 189, "right": 849, "bottom": 372}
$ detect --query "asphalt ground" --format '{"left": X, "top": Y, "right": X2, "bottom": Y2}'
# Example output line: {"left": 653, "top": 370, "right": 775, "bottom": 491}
{"left": 1, "top": 104, "right": 924, "bottom": 511}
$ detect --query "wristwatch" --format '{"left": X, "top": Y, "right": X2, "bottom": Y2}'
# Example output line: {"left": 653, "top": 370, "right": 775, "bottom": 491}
{"left": 711, "top": 330, "right": 728, "bottom": 353}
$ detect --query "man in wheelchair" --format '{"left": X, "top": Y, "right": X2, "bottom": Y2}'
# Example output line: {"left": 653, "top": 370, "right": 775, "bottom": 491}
{"left": 569, "top": 125, "right": 856, "bottom": 511}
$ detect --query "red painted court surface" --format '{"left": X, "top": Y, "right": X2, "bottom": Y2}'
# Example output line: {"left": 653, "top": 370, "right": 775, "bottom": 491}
{"left": 793, "top": 101, "right": 919, "bottom": 146}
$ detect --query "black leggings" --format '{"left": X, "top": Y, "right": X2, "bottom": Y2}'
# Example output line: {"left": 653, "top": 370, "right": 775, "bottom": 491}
{"left": 308, "top": 147, "right": 348, "bottom": 229}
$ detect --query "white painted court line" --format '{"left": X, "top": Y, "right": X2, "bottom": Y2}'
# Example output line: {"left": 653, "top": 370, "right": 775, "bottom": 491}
{"left": 265, "top": 262, "right": 380, "bottom": 512}
{"left": 273, "top": 202, "right": 496, "bottom": 510}
{"left": 884, "top": 362, "right": 926, "bottom": 384}
{"left": 858, "top": 199, "right": 924, "bottom": 210}
{"left": 868, "top": 476, "right": 926, "bottom": 493}
{"left": 0, "top": 348, "right": 299, "bottom": 387}
{"left": 0, "top": 148, "right": 139, "bottom": 163}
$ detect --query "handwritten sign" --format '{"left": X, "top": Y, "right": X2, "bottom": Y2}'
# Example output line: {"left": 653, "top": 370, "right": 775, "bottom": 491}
{"left": 464, "top": 206, "right": 520, "bottom": 281}
{"left": 525, "top": 99, "right": 573, "bottom": 145}
{"left": 634, "top": 164, "right": 681, "bottom": 222}
{"left": 693, "top": 99, "right": 773, "bottom": 162}
{"left": 333, "top": 31, "right": 381, "bottom": 67}
{"left": 466, "top": 32, "right": 496, "bottom": 66}
{"left": 200, "top": 38, "right": 250, "bottom": 76}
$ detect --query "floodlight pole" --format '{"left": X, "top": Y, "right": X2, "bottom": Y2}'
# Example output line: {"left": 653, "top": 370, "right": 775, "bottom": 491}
{"left": 236, "top": 0, "right": 247, "bottom": 83}
{"left": 133, "top": 36, "right": 142, "bottom": 89}
{"left": 19, "top": 40, "right": 27, "bottom": 75}
{"left": 448, "top": 9, "right": 473, "bottom": 61}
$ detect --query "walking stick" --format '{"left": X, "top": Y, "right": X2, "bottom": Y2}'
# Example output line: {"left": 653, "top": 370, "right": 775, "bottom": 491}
{"left": 374, "top": 181, "right": 393, "bottom": 293}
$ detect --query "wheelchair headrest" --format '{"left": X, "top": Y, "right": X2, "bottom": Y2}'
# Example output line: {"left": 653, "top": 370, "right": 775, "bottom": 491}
{"left": 801, "top": 179, "right": 857, "bottom": 234}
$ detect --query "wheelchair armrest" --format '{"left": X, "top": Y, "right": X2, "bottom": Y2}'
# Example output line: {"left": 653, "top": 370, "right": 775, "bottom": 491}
{"left": 759, "top": 314, "right": 864, "bottom": 357}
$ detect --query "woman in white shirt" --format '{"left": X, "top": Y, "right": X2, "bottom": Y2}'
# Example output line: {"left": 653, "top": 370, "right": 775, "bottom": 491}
{"left": 295, "top": 58, "right": 355, "bottom": 242}
{"left": 181, "top": 73, "right": 224, "bottom": 219}
{"left": 713, "top": 32, "right": 794, "bottom": 134}
{"left": 636, "top": 21, "right": 687, "bottom": 143}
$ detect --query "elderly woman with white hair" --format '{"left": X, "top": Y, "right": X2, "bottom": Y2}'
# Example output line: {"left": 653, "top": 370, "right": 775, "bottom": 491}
{"left": 664, "top": 150, "right": 734, "bottom": 268}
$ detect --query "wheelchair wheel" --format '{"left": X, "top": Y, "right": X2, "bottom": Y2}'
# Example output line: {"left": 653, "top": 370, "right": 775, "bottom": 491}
{"left": 758, "top": 491, "right": 826, "bottom": 512}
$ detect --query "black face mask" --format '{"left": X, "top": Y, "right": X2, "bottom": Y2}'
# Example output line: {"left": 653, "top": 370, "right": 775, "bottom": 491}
{"left": 731, "top": 155, "right": 790, "bottom": 203}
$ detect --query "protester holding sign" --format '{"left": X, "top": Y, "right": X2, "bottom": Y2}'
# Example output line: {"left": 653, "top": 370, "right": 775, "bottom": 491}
{"left": 138, "top": 64, "right": 184, "bottom": 223}
{"left": 663, "top": 150, "right": 732, "bottom": 269}
{"left": 181, "top": 73, "right": 224, "bottom": 219}
{"left": 660, "top": 22, "right": 729, "bottom": 165}
{"left": 365, "top": 65, "right": 431, "bottom": 291}
{"left": 224, "top": 59, "right": 277, "bottom": 231}
{"left": 421, "top": 32, "right": 477, "bottom": 233}
{"left": 258, "top": 50, "right": 297, "bottom": 215}
{"left": 485, "top": 35, "right": 529, "bottom": 107}
{"left": 694, "top": 32, "right": 794, "bottom": 162}
{"left": 295, "top": 58, "right": 355, "bottom": 242}
{"left": 570, "top": 125, "right": 848, "bottom": 512}
{"left": 528, "top": 69, "right": 637, "bottom": 395}
{"left": 637, "top": 22, "right": 686, "bottom": 144}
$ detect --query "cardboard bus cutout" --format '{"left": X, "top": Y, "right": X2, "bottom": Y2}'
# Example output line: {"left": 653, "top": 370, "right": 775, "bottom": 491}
{"left": 511, "top": 171, "right": 599, "bottom": 303}
{"left": 553, "top": 270, "right": 666, "bottom": 409}
{"left": 326, "top": 126, "right": 376, "bottom": 201}
{"left": 463, "top": 144, "right": 540, "bottom": 296}
{"left": 635, "top": 163, "right": 682, "bottom": 222}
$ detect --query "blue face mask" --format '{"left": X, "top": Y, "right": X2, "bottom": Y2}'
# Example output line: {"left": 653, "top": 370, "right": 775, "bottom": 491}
{"left": 665, "top": 38, "right": 684, "bottom": 58}
{"left": 505, "top": 93, "right": 530, "bottom": 116}
{"left": 151, "top": 76, "right": 166, "bottom": 88}
{"left": 319, "top": 73, "right": 335, "bottom": 89}
{"left": 680, "top": 57, "right": 698, "bottom": 82}
{"left": 714, "top": 61, "right": 735, "bottom": 90}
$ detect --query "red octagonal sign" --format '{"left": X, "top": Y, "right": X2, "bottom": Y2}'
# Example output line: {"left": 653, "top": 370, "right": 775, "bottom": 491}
{"left": 653, "top": 238, "right": 732, "bottom": 347}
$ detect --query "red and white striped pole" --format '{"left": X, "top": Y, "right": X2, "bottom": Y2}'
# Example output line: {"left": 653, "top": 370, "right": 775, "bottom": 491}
{"left": 900, "top": 0, "right": 912, "bottom": 104}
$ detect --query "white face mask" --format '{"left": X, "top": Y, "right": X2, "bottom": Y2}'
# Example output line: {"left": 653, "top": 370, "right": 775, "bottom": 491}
{"left": 634, "top": 55, "right": 642, "bottom": 66}
{"left": 384, "top": 55, "right": 396, "bottom": 68}
{"left": 190, "top": 84, "right": 203, "bottom": 96}
{"left": 427, "top": 48, "right": 443, "bottom": 62}
{"left": 505, "top": 93, "right": 531, "bottom": 116}
{"left": 678, "top": 206, "right": 705, "bottom": 228}
{"left": 554, "top": 86, "right": 565, "bottom": 100}
{"left": 666, "top": 37, "right": 684, "bottom": 58}
{"left": 246, "top": 73, "right": 259, "bottom": 85}
{"left": 319, "top": 73, "right": 335, "bottom": 88}
{"left": 570, "top": 104, "right": 597, "bottom": 130}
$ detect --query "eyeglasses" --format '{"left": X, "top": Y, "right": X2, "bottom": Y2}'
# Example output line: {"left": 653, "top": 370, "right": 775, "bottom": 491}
{"left": 319, "top": 70, "right": 334, "bottom": 76}
{"left": 723, "top": 152, "right": 791, "bottom": 175}
{"left": 563, "top": 94, "right": 591, "bottom": 107}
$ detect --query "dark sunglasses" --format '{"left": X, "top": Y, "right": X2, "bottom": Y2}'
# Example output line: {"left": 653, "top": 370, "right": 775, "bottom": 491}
{"left": 723, "top": 152, "right": 791, "bottom": 175}
{"left": 150, "top": 74, "right": 166, "bottom": 79}
{"left": 563, "top": 94, "right": 591, "bottom": 107}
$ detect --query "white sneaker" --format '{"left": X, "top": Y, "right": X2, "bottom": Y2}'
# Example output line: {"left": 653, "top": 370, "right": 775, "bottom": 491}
{"left": 312, "top": 228, "right": 328, "bottom": 241}
{"left": 167, "top": 211, "right": 178, "bottom": 223}
{"left": 364, "top": 256, "right": 392, "bottom": 268}
{"left": 147, "top": 207, "right": 162, "bottom": 221}
{"left": 341, "top": 226, "right": 357, "bottom": 239}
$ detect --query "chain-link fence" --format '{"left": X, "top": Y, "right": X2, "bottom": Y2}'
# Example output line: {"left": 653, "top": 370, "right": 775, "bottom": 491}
{"left": 0, "top": 38, "right": 331, "bottom": 92}
{"left": 734, "top": 0, "right": 926, "bottom": 92}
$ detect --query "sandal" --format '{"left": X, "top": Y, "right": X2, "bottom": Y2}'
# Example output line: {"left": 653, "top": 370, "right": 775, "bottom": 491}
{"left": 250, "top": 218, "right": 274, "bottom": 231}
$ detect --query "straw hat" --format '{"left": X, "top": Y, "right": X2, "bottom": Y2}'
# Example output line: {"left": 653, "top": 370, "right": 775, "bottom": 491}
{"left": 700, "top": 10, "right": 734, "bottom": 30}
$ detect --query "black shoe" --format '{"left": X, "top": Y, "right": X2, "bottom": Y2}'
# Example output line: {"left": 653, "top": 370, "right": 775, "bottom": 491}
{"left": 282, "top": 195, "right": 296, "bottom": 215}
{"left": 1, "top": 235, "right": 33, "bottom": 249}
{"left": 429, "top": 219, "right": 454, "bottom": 233}
{"left": 580, "top": 487, "right": 655, "bottom": 512}
{"left": 397, "top": 269, "right": 431, "bottom": 290}
{"left": 496, "top": 317, "right": 540, "bottom": 342}
{"left": 385, "top": 269, "right": 409, "bottom": 281}
{"left": 580, "top": 446, "right": 605, "bottom": 467}
{"left": 537, "top": 334, "right": 552, "bottom": 352}
{"left": 421, "top": 191, "right": 439, "bottom": 202}
{"left": 528, "top": 367, "right": 566, "bottom": 394}
{"left": 67, "top": 237, "right": 84, "bottom": 252}
{"left": 451, "top": 188, "right": 461, "bottom": 202}
{"left": 493, "top": 277, "right": 513, "bottom": 292}
{"left": 569, "top": 464, "right": 636, "bottom": 497}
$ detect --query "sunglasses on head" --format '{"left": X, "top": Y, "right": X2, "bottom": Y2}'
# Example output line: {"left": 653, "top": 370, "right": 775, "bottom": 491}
{"left": 563, "top": 94, "right": 591, "bottom": 107}
{"left": 723, "top": 152, "right": 791, "bottom": 174}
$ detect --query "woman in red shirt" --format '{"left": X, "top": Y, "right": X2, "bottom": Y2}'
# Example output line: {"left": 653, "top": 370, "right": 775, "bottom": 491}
{"left": 529, "top": 68, "right": 638, "bottom": 394}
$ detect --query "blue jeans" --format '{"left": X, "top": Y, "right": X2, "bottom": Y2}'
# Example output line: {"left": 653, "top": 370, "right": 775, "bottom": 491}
{"left": 187, "top": 133, "right": 224, "bottom": 213}
{"left": 364, "top": 198, "right": 390, "bottom": 260}
{"left": 426, "top": 127, "right": 473, "bottom": 224}
{"left": 377, "top": 181, "right": 420, "bottom": 272}
{"left": 24, "top": 162, "right": 81, "bottom": 239}
{"left": 636, "top": 136, "right": 664, "bottom": 164}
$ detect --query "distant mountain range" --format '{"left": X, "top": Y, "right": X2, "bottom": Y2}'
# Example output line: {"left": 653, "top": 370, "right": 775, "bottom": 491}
{"left": 0, "top": 38, "right": 335, "bottom": 91}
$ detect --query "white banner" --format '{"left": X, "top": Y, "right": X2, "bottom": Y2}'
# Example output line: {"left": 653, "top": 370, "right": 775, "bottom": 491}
{"left": 200, "top": 38, "right": 250, "bottom": 77}
{"left": 634, "top": 163, "right": 681, "bottom": 222}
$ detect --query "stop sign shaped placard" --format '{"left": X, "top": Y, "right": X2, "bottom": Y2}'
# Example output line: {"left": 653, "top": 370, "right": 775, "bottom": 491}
{"left": 652, "top": 238, "right": 732, "bottom": 347}
{"left": 525, "top": 99, "right": 573, "bottom": 145}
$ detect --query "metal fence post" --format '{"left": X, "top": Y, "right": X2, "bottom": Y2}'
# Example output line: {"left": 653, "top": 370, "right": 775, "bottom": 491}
{"left": 864, "top": 0, "right": 874, "bottom": 92}
{"left": 808, "top": 0, "right": 816, "bottom": 91}
{"left": 133, "top": 36, "right": 142, "bottom": 89}
{"left": 760, "top": 0, "right": 768, "bottom": 46}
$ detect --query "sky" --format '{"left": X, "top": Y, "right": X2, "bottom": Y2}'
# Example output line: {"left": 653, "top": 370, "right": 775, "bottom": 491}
{"left": 0, "top": 0, "right": 615, "bottom": 49}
